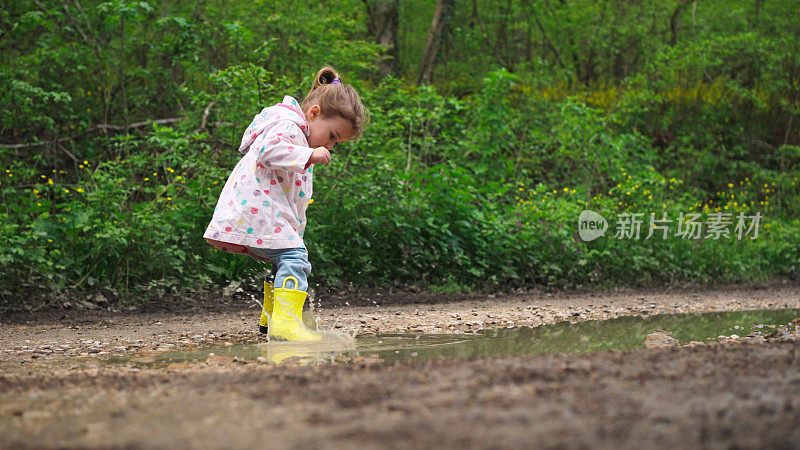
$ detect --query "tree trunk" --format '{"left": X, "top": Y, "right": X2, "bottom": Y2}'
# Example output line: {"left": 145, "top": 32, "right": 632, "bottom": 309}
{"left": 120, "top": 15, "right": 129, "bottom": 133}
{"left": 753, "top": 0, "right": 765, "bottom": 29}
{"left": 364, "top": 0, "right": 400, "bottom": 76}
{"left": 669, "top": 0, "right": 693, "bottom": 46}
{"left": 417, "top": 0, "right": 455, "bottom": 85}
{"left": 555, "top": 0, "right": 580, "bottom": 89}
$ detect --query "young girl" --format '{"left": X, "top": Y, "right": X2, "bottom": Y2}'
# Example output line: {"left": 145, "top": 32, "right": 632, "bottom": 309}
{"left": 203, "top": 67, "right": 368, "bottom": 341}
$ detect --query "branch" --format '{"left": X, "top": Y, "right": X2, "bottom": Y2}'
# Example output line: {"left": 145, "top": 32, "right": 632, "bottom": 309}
{"left": 471, "top": 0, "right": 506, "bottom": 67}
{"left": 194, "top": 102, "right": 215, "bottom": 134}
{"left": 526, "top": 0, "right": 568, "bottom": 71}
{"left": 95, "top": 118, "right": 182, "bottom": 131}
{"left": 57, "top": 142, "right": 79, "bottom": 162}
{"left": 0, "top": 118, "right": 182, "bottom": 149}
{"left": 51, "top": 0, "right": 104, "bottom": 55}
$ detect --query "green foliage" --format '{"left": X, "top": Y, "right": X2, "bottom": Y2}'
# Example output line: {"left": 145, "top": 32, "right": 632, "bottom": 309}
{"left": 1, "top": 1, "right": 799, "bottom": 308}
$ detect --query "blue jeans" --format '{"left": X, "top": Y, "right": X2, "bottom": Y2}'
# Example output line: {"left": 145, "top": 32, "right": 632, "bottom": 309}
{"left": 247, "top": 247, "right": 311, "bottom": 292}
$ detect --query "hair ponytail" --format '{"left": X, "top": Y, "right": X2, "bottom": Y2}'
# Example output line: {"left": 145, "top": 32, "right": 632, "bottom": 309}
{"left": 309, "top": 67, "right": 340, "bottom": 94}
{"left": 301, "top": 66, "right": 369, "bottom": 139}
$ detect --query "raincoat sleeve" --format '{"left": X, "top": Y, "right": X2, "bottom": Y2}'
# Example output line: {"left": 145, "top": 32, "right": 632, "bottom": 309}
{"left": 254, "top": 121, "right": 315, "bottom": 174}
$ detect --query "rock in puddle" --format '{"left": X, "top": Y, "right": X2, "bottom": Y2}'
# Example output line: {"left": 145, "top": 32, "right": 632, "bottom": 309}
{"left": 644, "top": 330, "right": 678, "bottom": 349}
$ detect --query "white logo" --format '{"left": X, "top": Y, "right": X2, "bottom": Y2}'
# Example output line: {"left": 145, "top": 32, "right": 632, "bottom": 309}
{"left": 578, "top": 210, "right": 608, "bottom": 241}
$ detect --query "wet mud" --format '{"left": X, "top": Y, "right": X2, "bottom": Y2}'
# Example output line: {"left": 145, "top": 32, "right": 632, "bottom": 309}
{"left": 1, "top": 281, "right": 799, "bottom": 448}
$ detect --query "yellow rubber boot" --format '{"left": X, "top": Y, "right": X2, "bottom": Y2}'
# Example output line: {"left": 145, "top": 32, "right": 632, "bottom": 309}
{"left": 258, "top": 281, "right": 274, "bottom": 334}
{"left": 268, "top": 276, "right": 322, "bottom": 342}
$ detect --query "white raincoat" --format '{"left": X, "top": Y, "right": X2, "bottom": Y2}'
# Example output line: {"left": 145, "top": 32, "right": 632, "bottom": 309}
{"left": 203, "top": 96, "right": 316, "bottom": 259}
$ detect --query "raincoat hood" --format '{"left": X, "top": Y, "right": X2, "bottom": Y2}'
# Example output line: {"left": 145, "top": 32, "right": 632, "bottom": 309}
{"left": 238, "top": 96, "right": 310, "bottom": 155}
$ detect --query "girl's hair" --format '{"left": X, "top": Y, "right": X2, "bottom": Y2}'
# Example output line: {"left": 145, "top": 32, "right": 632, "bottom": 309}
{"left": 301, "top": 66, "right": 369, "bottom": 139}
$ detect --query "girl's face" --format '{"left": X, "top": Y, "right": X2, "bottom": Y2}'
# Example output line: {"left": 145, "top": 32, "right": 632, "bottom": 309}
{"left": 305, "top": 104, "right": 355, "bottom": 150}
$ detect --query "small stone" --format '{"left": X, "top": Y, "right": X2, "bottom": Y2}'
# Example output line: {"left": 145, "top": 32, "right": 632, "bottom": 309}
{"left": 206, "top": 355, "right": 235, "bottom": 364}
{"left": 644, "top": 330, "right": 678, "bottom": 349}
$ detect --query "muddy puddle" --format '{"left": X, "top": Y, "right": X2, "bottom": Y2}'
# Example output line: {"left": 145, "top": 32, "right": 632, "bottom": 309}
{"left": 106, "top": 308, "right": 800, "bottom": 366}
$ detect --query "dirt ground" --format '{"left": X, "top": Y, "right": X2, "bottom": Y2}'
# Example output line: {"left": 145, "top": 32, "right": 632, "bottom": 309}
{"left": 1, "top": 281, "right": 799, "bottom": 448}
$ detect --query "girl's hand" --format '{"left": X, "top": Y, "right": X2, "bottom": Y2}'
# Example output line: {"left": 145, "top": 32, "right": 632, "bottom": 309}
{"left": 306, "top": 147, "right": 331, "bottom": 168}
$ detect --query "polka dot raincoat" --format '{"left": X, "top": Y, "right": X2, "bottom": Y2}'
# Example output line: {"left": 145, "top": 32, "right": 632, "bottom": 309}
{"left": 203, "top": 96, "right": 316, "bottom": 260}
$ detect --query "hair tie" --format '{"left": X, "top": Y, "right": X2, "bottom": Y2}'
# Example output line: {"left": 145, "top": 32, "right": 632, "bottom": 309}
{"left": 330, "top": 78, "right": 341, "bottom": 85}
